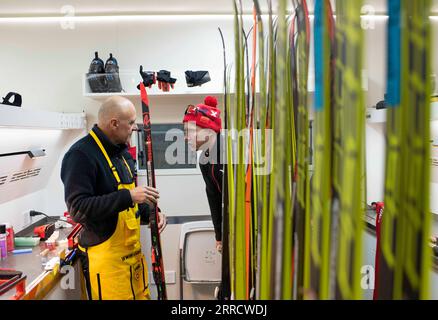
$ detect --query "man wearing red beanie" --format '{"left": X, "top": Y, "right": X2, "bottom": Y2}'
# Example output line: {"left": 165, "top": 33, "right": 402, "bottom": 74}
{"left": 183, "top": 96, "right": 223, "bottom": 253}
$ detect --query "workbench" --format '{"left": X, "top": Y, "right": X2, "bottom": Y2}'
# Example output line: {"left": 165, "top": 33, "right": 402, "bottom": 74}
{"left": 0, "top": 220, "right": 85, "bottom": 300}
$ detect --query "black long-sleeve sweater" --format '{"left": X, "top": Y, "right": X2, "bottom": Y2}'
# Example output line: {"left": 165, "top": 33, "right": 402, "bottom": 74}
{"left": 199, "top": 134, "right": 223, "bottom": 241}
{"left": 60, "top": 125, "right": 150, "bottom": 247}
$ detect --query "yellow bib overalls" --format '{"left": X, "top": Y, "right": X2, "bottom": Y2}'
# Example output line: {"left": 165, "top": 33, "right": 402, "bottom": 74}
{"left": 79, "top": 130, "right": 151, "bottom": 300}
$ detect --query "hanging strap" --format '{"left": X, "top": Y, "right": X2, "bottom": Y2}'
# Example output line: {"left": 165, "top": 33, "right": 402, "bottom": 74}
{"left": 122, "top": 156, "right": 133, "bottom": 179}
{"left": 90, "top": 130, "right": 134, "bottom": 182}
{"left": 89, "top": 130, "right": 121, "bottom": 184}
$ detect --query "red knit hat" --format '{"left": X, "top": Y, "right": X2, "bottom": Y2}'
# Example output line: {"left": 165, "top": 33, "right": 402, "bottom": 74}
{"left": 183, "top": 96, "right": 221, "bottom": 133}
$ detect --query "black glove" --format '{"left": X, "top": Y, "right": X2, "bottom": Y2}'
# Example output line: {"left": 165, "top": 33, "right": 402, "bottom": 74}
{"left": 137, "top": 65, "right": 156, "bottom": 90}
{"left": 2, "top": 92, "right": 22, "bottom": 107}
{"left": 185, "top": 70, "right": 211, "bottom": 87}
{"left": 156, "top": 70, "right": 176, "bottom": 92}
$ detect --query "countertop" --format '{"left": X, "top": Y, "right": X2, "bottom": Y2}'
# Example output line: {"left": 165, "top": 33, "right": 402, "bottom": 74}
{"left": 0, "top": 219, "right": 74, "bottom": 299}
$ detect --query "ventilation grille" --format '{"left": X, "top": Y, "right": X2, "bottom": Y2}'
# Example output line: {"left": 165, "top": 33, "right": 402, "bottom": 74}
{"left": 0, "top": 175, "right": 7, "bottom": 186}
{"left": 9, "top": 168, "right": 42, "bottom": 183}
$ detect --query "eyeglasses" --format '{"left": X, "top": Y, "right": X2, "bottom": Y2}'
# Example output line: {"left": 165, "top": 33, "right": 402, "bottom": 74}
{"left": 116, "top": 119, "right": 137, "bottom": 127}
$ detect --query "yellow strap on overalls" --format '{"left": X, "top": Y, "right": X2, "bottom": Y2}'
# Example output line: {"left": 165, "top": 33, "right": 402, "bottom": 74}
{"left": 89, "top": 130, "right": 133, "bottom": 182}
{"left": 122, "top": 157, "right": 133, "bottom": 178}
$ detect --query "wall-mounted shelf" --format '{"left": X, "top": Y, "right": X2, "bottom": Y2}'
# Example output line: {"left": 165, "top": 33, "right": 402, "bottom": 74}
{"left": 366, "top": 108, "right": 387, "bottom": 123}
{"left": 83, "top": 70, "right": 229, "bottom": 101}
{"left": 0, "top": 105, "right": 86, "bottom": 130}
{"left": 433, "top": 101, "right": 438, "bottom": 120}
{"left": 84, "top": 90, "right": 225, "bottom": 101}
{"left": 82, "top": 70, "right": 318, "bottom": 101}
{"left": 366, "top": 101, "right": 438, "bottom": 124}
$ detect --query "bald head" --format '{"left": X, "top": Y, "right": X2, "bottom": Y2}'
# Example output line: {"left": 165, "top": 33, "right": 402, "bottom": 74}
{"left": 98, "top": 96, "right": 136, "bottom": 125}
{"left": 97, "top": 96, "right": 138, "bottom": 145}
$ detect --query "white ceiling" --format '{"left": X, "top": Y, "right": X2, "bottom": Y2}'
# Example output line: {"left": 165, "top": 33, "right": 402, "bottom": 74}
{"left": 0, "top": 0, "right": 436, "bottom": 16}
{"left": 2, "top": 0, "right": 242, "bottom": 16}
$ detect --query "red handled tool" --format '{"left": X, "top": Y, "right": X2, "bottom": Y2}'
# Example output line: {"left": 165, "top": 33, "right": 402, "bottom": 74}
{"left": 33, "top": 223, "right": 55, "bottom": 241}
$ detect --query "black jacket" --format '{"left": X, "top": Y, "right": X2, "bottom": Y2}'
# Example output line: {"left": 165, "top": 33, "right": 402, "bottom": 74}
{"left": 60, "top": 125, "right": 150, "bottom": 247}
{"left": 199, "top": 134, "right": 223, "bottom": 241}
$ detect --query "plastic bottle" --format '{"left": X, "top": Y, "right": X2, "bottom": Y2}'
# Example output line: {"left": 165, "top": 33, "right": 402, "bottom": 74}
{"left": 4, "top": 223, "right": 14, "bottom": 252}
{"left": 0, "top": 224, "right": 7, "bottom": 260}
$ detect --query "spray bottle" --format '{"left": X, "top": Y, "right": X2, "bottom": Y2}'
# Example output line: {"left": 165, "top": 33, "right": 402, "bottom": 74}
{"left": 3, "top": 223, "right": 14, "bottom": 252}
{"left": 0, "top": 224, "right": 7, "bottom": 260}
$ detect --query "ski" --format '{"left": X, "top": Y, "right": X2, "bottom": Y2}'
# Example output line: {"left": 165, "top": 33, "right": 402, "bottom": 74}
{"left": 289, "top": 5, "right": 299, "bottom": 301}
{"left": 259, "top": 0, "right": 276, "bottom": 299}
{"left": 244, "top": 5, "right": 257, "bottom": 300}
{"left": 139, "top": 80, "right": 167, "bottom": 300}
{"left": 376, "top": 0, "right": 432, "bottom": 300}
{"left": 397, "top": 0, "right": 432, "bottom": 300}
{"left": 281, "top": 1, "right": 299, "bottom": 301}
{"left": 271, "top": 0, "right": 289, "bottom": 300}
{"left": 293, "top": 0, "right": 311, "bottom": 300}
{"left": 331, "top": 0, "right": 365, "bottom": 300}
{"left": 309, "top": 0, "right": 335, "bottom": 300}
{"left": 253, "top": 0, "right": 268, "bottom": 301}
{"left": 232, "top": 0, "right": 248, "bottom": 300}
{"left": 225, "top": 62, "right": 235, "bottom": 300}
{"left": 374, "top": 0, "right": 402, "bottom": 299}
{"left": 218, "top": 27, "right": 231, "bottom": 300}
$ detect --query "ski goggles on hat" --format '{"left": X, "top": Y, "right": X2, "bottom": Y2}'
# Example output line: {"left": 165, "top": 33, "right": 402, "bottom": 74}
{"left": 183, "top": 103, "right": 221, "bottom": 133}
{"left": 184, "top": 104, "right": 218, "bottom": 121}
{"left": 185, "top": 104, "right": 210, "bottom": 118}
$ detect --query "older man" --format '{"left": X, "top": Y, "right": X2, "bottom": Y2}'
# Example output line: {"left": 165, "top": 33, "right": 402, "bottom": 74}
{"left": 61, "top": 96, "right": 166, "bottom": 300}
